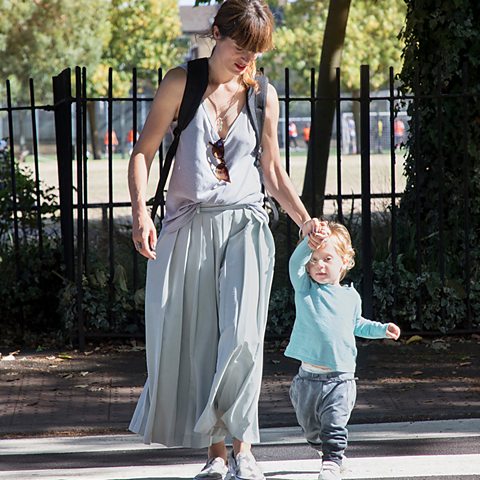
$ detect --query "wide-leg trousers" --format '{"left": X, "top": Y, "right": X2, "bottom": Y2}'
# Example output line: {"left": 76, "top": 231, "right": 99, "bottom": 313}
{"left": 129, "top": 205, "right": 275, "bottom": 448}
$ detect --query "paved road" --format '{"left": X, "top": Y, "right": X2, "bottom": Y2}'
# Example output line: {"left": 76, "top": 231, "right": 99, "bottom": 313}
{"left": 1, "top": 419, "right": 479, "bottom": 480}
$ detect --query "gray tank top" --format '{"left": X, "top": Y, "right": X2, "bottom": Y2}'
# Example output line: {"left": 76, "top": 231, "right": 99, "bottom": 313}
{"left": 161, "top": 76, "right": 268, "bottom": 233}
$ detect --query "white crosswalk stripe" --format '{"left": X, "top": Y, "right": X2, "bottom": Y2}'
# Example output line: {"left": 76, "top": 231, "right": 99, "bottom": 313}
{"left": 1, "top": 455, "right": 480, "bottom": 480}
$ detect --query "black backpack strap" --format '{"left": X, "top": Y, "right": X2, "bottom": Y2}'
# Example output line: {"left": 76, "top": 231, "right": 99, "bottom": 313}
{"left": 150, "top": 58, "right": 209, "bottom": 220}
{"left": 246, "top": 74, "right": 279, "bottom": 224}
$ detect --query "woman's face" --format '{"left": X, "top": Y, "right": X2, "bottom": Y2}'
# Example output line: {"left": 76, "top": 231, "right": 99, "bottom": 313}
{"left": 213, "top": 27, "right": 258, "bottom": 75}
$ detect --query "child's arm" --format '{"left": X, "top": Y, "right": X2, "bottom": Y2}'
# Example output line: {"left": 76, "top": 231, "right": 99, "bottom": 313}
{"left": 354, "top": 315, "right": 389, "bottom": 339}
{"left": 289, "top": 237, "right": 313, "bottom": 292}
{"left": 353, "top": 293, "right": 401, "bottom": 340}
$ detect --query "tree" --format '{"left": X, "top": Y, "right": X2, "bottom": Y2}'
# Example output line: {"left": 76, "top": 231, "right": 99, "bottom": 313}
{"left": 259, "top": 0, "right": 329, "bottom": 95}
{"left": 0, "top": 0, "right": 109, "bottom": 103}
{"left": 0, "top": 0, "right": 110, "bottom": 153}
{"left": 0, "top": 0, "right": 185, "bottom": 157}
{"left": 87, "top": 0, "right": 186, "bottom": 158}
{"left": 261, "top": 0, "right": 406, "bottom": 93}
{"left": 259, "top": 0, "right": 406, "bottom": 210}
{"left": 107, "top": 0, "right": 183, "bottom": 74}
{"left": 299, "top": 0, "right": 351, "bottom": 212}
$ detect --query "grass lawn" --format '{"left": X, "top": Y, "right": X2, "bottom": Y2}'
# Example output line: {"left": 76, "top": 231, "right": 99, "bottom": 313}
{"left": 24, "top": 148, "right": 407, "bottom": 219}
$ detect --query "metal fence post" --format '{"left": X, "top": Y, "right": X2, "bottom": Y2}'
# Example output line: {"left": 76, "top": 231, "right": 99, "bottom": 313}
{"left": 5, "top": 80, "right": 20, "bottom": 269}
{"left": 53, "top": 69, "right": 74, "bottom": 281}
{"left": 74, "top": 66, "right": 85, "bottom": 351}
{"left": 360, "top": 65, "right": 373, "bottom": 318}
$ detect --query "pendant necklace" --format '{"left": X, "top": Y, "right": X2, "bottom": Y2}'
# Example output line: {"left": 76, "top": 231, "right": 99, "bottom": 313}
{"left": 207, "top": 82, "right": 242, "bottom": 134}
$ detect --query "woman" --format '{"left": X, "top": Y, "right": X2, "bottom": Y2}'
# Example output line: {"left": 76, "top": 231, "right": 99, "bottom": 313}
{"left": 128, "top": 1, "right": 321, "bottom": 479}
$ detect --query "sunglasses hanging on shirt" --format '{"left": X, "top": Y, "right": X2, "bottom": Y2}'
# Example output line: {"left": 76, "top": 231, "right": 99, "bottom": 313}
{"left": 209, "top": 138, "right": 231, "bottom": 183}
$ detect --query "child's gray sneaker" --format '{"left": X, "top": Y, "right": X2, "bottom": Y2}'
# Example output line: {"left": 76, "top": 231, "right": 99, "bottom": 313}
{"left": 227, "top": 450, "right": 265, "bottom": 480}
{"left": 318, "top": 460, "right": 341, "bottom": 480}
{"left": 194, "top": 457, "right": 228, "bottom": 480}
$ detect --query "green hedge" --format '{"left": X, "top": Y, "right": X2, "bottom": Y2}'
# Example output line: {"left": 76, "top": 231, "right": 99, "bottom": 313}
{"left": 370, "top": 0, "right": 480, "bottom": 332}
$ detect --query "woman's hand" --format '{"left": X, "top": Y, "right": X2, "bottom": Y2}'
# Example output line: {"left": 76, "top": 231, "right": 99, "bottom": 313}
{"left": 132, "top": 211, "right": 157, "bottom": 260}
{"left": 386, "top": 323, "right": 401, "bottom": 340}
{"left": 300, "top": 218, "right": 319, "bottom": 237}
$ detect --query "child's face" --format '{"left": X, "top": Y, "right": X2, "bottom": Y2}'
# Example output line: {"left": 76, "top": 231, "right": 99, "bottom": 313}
{"left": 306, "top": 239, "right": 346, "bottom": 285}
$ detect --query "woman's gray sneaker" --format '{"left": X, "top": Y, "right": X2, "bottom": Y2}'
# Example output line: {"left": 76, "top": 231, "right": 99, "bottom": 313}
{"left": 194, "top": 457, "right": 228, "bottom": 480}
{"left": 227, "top": 450, "right": 265, "bottom": 480}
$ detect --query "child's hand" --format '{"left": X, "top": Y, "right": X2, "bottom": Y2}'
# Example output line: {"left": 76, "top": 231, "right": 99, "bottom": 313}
{"left": 386, "top": 323, "right": 401, "bottom": 340}
{"left": 316, "top": 221, "right": 331, "bottom": 240}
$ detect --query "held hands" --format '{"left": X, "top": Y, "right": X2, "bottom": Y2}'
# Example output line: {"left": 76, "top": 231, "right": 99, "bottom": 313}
{"left": 132, "top": 211, "right": 157, "bottom": 260}
{"left": 300, "top": 218, "right": 331, "bottom": 250}
{"left": 386, "top": 323, "right": 401, "bottom": 341}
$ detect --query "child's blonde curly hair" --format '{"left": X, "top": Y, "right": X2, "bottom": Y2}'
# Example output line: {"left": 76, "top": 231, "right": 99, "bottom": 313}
{"left": 321, "top": 221, "right": 355, "bottom": 281}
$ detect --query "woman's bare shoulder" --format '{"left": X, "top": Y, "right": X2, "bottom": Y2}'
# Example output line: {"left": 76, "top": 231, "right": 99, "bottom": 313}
{"left": 265, "top": 83, "right": 279, "bottom": 120}
{"left": 150, "top": 66, "right": 188, "bottom": 122}
{"left": 157, "top": 66, "right": 187, "bottom": 98}
{"left": 266, "top": 82, "right": 278, "bottom": 99}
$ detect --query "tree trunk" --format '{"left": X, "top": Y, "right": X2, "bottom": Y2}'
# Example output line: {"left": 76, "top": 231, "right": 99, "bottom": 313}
{"left": 302, "top": 0, "right": 351, "bottom": 216}
{"left": 87, "top": 101, "right": 101, "bottom": 159}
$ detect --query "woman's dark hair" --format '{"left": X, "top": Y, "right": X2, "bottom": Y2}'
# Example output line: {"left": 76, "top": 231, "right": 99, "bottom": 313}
{"left": 212, "top": 0, "right": 274, "bottom": 87}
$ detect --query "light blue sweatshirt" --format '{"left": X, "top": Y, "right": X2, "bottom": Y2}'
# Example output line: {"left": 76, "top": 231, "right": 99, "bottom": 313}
{"left": 284, "top": 237, "right": 389, "bottom": 373}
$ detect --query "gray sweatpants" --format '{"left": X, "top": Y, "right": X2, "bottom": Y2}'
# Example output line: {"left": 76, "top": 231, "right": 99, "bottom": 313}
{"left": 289, "top": 367, "right": 357, "bottom": 465}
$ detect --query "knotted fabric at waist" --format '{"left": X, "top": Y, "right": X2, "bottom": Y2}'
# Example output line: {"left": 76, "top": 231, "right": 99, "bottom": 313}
{"left": 195, "top": 203, "right": 251, "bottom": 213}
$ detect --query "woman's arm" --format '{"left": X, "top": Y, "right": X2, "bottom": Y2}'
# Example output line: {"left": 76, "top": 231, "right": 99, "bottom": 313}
{"left": 259, "top": 84, "right": 321, "bottom": 246}
{"left": 128, "top": 67, "right": 186, "bottom": 259}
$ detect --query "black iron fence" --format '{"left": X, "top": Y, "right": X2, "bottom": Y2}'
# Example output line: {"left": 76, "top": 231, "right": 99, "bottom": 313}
{"left": 1, "top": 64, "right": 478, "bottom": 347}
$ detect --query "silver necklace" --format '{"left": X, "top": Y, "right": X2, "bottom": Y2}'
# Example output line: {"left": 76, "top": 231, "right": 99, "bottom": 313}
{"left": 207, "top": 82, "right": 242, "bottom": 134}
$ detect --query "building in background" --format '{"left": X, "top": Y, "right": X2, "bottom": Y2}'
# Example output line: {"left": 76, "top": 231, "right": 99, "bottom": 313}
{"left": 179, "top": 4, "right": 218, "bottom": 59}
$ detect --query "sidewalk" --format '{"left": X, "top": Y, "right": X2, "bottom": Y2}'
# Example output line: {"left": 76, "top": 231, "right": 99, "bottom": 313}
{"left": 0, "top": 336, "right": 479, "bottom": 438}
{"left": 2, "top": 420, "right": 480, "bottom": 479}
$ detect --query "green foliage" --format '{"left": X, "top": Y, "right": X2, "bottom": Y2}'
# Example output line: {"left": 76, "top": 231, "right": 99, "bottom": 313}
{"left": 371, "top": 255, "right": 479, "bottom": 332}
{"left": 0, "top": 147, "right": 63, "bottom": 337}
{"left": 57, "top": 264, "right": 145, "bottom": 334}
{"left": 342, "top": 0, "right": 406, "bottom": 90}
{"left": 259, "top": 0, "right": 328, "bottom": 93}
{"left": 259, "top": 0, "right": 406, "bottom": 94}
{"left": 385, "top": 0, "right": 480, "bottom": 331}
{"left": 107, "top": 0, "right": 183, "bottom": 72}
{"left": 0, "top": 239, "right": 64, "bottom": 334}
{"left": 266, "top": 286, "right": 295, "bottom": 338}
{"left": 0, "top": 0, "right": 186, "bottom": 100}
{"left": 0, "top": 0, "right": 110, "bottom": 102}
{"left": 0, "top": 157, "right": 58, "bottom": 243}
{"left": 0, "top": 146, "right": 148, "bottom": 341}
{"left": 91, "top": 0, "right": 187, "bottom": 97}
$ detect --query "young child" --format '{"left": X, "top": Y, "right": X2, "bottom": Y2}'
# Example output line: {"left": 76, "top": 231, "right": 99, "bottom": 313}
{"left": 285, "top": 221, "right": 401, "bottom": 480}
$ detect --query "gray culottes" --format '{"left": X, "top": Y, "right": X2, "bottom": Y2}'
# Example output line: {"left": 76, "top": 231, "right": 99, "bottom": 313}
{"left": 129, "top": 205, "right": 275, "bottom": 448}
